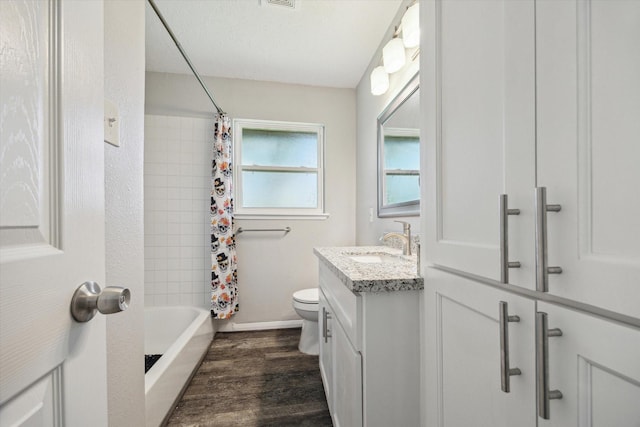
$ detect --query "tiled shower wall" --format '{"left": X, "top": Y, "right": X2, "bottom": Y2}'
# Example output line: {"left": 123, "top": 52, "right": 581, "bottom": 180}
{"left": 144, "top": 115, "right": 213, "bottom": 307}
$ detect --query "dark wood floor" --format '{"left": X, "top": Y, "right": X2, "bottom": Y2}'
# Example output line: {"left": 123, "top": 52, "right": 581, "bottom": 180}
{"left": 165, "top": 328, "right": 333, "bottom": 426}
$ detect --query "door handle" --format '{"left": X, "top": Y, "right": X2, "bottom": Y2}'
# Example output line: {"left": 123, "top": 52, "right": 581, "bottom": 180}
{"left": 322, "top": 306, "right": 332, "bottom": 343}
{"left": 535, "top": 187, "right": 562, "bottom": 292}
{"left": 499, "top": 301, "right": 521, "bottom": 392}
{"left": 70, "top": 281, "right": 131, "bottom": 322}
{"left": 499, "top": 194, "right": 521, "bottom": 284}
{"left": 536, "top": 312, "right": 563, "bottom": 419}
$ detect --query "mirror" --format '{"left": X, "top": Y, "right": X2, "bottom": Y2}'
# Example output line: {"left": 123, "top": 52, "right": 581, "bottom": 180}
{"left": 377, "top": 73, "right": 420, "bottom": 217}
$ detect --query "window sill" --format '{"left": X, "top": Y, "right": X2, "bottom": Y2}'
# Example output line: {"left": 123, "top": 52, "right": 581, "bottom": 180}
{"left": 234, "top": 213, "right": 330, "bottom": 221}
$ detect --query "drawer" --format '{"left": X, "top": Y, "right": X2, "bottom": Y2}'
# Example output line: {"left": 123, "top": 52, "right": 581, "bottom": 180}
{"left": 319, "top": 264, "right": 361, "bottom": 350}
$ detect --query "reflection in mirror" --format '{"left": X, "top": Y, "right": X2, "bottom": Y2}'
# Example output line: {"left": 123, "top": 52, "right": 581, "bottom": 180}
{"left": 378, "top": 73, "right": 420, "bottom": 217}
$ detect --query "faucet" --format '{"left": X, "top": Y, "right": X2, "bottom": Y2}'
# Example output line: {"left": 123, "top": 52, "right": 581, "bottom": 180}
{"left": 381, "top": 221, "right": 412, "bottom": 255}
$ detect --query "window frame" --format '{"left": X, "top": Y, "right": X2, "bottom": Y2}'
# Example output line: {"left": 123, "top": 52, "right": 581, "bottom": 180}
{"left": 382, "top": 127, "right": 421, "bottom": 206}
{"left": 233, "top": 118, "right": 327, "bottom": 219}
{"left": 377, "top": 73, "right": 420, "bottom": 218}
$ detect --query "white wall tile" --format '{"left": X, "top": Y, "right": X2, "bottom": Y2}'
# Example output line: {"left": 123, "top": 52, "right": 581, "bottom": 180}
{"left": 144, "top": 114, "right": 214, "bottom": 309}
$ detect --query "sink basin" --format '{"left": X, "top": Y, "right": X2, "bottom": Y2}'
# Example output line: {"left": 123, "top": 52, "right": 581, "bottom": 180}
{"left": 348, "top": 253, "right": 403, "bottom": 264}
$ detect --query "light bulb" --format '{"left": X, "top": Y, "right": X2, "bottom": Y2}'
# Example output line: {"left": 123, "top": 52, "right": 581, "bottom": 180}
{"left": 370, "top": 66, "right": 389, "bottom": 96}
{"left": 402, "top": 3, "right": 420, "bottom": 48}
{"left": 382, "top": 38, "right": 406, "bottom": 74}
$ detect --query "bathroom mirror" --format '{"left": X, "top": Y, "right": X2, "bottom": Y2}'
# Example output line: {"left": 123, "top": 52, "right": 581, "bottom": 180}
{"left": 377, "top": 73, "right": 420, "bottom": 217}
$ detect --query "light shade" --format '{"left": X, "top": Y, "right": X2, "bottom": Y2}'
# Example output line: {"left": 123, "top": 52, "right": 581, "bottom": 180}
{"left": 402, "top": 3, "right": 420, "bottom": 48}
{"left": 370, "top": 66, "right": 389, "bottom": 96}
{"left": 383, "top": 38, "right": 406, "bottom": 74}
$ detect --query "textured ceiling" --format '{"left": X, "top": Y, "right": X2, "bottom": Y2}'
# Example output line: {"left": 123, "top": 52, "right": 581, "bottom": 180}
{"left": 145, "top": 0, "right": 403, "bottom": 88}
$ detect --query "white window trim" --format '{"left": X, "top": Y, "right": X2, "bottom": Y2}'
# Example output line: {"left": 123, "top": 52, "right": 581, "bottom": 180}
{"left": 233, "top": 118, "right": 327, "bottom": 219}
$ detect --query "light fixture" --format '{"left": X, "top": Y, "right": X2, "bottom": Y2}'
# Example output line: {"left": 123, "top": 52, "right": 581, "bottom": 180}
{"left": 382, "top": 37, "right": 406, "bottom": 74}
{"left": 370, "top": 66, "right": 389, "bottom": 96}
{"left": 401, "top": 3, "right": 420, "bottom": 48}
{"left": 370, "top": 2, "right": 420, "bottom": 95}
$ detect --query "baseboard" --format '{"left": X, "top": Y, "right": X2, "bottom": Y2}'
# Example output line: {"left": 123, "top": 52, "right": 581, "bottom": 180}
{"left": 217, "top": 319, "right": 303, "bottom": 332}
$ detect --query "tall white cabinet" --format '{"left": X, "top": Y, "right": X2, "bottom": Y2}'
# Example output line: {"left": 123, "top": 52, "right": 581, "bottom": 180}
{"left": 421, "top": 0, "right": 640, "bottom": 425}
{"left": 535, "top": 0, "right": 640, "bottom": 318}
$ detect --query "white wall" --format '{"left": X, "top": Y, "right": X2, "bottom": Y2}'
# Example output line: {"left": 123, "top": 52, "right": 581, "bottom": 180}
{"left": 104, "top": 1, "right": 146, "bottom": 426}
{"left": 144, "top": 115, "right": 212, "bottom": 307}
{"left": 355, "top": 0, "right": 421, "bottom": 245}
{"left": 145, "top": 72, "right": 356, "bottom": 328}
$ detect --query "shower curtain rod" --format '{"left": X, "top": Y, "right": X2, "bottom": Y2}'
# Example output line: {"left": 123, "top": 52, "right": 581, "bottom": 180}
{"left": 147, "top": 0, "right": 225, "bottom": 115}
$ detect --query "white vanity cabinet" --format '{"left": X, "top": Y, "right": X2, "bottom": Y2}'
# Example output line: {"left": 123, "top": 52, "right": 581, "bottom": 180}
{"left": 317, "top": 262, "right": 421, "bottom": 427}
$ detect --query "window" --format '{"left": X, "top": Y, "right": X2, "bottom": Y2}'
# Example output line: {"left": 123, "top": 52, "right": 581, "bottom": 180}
{"left": 383, "top": 129, "right": 420, "bottom": 205}
{"left": 233, "top": 119, "right": 326, "bottom": 218}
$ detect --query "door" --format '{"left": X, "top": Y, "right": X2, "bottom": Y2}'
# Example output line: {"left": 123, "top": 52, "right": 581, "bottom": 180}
{"left": 423, "top": 268, "right": 537, "bottom": 427}
{"left": 332, "top": 317, "right": 362, "bottom": 427}
{"left": 0, "top": 1, "right": 107, "bottom": 426}
{"left": 536, "top": 0, "right": 640, "bottom": 318}
{"left": 537, "top": 302, "right": 640, "bottom": 426}
{"left": 422, "top": 0, "right": 536, "bottom": 288}
{"left": 318, "top": 288, "right": 333, "bottom": 413}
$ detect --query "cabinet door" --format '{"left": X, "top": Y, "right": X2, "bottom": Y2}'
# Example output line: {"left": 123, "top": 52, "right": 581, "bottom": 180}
{"left": 537, "top": 302, "right": 640, "bottom": 426}
{"left": 423, "top": 269, "right": 537, "bottom": 427}
{"left": 536, "top": 0, "right": 640, "bottom": 318}
{"left": 332, "top": 318, "right": 363, "bottom": 427}
{"left": 318, "top": 288, "right": 333, "bottom": 413}
{"left": 422, "top": 0, "right": 536, "bottom": 287}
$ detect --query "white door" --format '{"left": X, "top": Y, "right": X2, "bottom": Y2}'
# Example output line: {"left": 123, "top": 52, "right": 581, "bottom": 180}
{"left": 422, "top": 0, "right": 536, "bottom": 288}
{"left": 0, "top": 1, "right": 107, "bottom": 426}
{"left": 332, "top": 318, "right": 362, "bottom": 427}
{"left": 537, "top": 302, "right": 640, "bottom": 426}
{"left": 318, "top": 288, "right": 333, "bottom": 413}
{"left": 423, "top": 268, "right": 537, "bottom": 427}
{"left": 536, "top": 0, "right": 640, "bottom": 318}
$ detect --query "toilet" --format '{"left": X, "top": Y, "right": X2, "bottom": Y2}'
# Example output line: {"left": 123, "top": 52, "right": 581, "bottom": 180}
{"left": 292, "top": 288, "right": 319, "bottom": 355}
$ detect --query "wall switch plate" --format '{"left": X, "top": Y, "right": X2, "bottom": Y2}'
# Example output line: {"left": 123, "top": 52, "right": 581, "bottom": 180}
{"left": 104, "top": 99, "right": 120, "bottom": 147}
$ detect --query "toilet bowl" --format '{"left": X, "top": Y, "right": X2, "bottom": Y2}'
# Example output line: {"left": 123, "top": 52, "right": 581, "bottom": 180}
{"left": 292, "top": 288, "right": 319, "bottom": 355}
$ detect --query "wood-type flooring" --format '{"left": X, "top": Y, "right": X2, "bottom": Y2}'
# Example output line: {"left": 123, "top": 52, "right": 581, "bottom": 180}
{"left": 165, "top": 328, "right": 333, "bottom": 426}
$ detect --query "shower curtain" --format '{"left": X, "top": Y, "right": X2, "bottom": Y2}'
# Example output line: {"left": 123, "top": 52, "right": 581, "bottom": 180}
{"left": 210, "top": 114, "right": 238, "bottom": 319}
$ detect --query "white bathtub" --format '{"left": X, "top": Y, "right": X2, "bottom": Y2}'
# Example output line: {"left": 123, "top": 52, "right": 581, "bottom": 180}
{"left": 144, "top": 306, "right": 214, "bottom": 427}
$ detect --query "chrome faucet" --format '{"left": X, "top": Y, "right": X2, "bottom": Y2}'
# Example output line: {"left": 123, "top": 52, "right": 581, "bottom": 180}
{"left": 381, "top": 221, "right": 412, "bottom": 255}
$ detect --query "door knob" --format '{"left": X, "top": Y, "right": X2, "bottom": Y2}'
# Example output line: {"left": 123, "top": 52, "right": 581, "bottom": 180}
{"left": 70, "top": 281, "right": 131, "bottom": 322}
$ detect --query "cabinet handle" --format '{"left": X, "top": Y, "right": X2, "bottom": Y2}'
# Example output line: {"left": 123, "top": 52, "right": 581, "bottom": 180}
{"left": 322, "top": 306, "right": 332, "bottom": 343}
{"left": 499, "top": 301, "right": 521, "bottom": 392}
{"left": 499, "top": 194, "right": 521, "bottom": 284}
{"left": 536, "top": 312, "right": 563, "bottom": 419}
{"left": 534, "top": 187, "right": 562, "bottom": 292}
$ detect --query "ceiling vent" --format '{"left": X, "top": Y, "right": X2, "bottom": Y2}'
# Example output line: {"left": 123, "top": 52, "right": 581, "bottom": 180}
{"left": 261, "top": 0, "right": 297, "bottom": 10}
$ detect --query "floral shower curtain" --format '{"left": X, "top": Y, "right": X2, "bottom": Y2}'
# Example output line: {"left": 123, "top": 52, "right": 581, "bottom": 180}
{"left": 210, "top": 114, "right": 238, "bottom": 319}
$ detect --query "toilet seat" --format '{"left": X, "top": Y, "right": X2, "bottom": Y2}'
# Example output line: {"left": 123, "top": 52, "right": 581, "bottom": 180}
{"left": 293, "top": 288, "right": 318, "bottom": 304}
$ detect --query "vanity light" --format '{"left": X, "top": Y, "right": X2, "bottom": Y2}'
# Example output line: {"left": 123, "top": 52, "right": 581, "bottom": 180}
{"left": 370, "top": 66, "right": 390, "bottom": 96}
{"left": 382, "top": 37, "right": 406, "bottom": 74}
{"left": 370, "top": 1, "right": 420, "bottom": 95}
{"left": 401, "top": 3, "right": 420, "bottom": 48}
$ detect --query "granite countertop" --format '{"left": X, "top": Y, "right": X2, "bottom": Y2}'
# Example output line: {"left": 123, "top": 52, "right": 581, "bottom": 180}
{"left": 313, "top": 246, "right": 424, "bottom": 293}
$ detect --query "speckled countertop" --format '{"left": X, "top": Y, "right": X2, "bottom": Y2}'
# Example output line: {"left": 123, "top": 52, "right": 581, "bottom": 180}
{"left": 313, "top": 246, "right": 424, "bottom": 293}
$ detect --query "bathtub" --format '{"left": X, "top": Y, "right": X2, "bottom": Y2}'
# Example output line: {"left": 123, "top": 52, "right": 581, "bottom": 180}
{"left": 144, "top": 306, "right": 214, "bottom": 427}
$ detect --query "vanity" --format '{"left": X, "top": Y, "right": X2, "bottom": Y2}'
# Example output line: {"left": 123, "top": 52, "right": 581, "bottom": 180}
{"left": 314, "top": 246, "right": 423, "bottom": 427}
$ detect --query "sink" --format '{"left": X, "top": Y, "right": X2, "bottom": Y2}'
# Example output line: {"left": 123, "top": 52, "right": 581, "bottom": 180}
{"left": 348, "top": 253, "right": 403, "bottom": 264}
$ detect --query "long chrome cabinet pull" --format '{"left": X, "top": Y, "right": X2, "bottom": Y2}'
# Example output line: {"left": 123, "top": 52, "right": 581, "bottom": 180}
{"left": 499, "top": 194, "right": 521, "bottom": 284}
{"left": 499, "top": 301, "right": 521, "bottom": 393}
{"left": 534, "top": 187, "right": 562, "bottom": 292}
{"left": 322, "top": 307, "right": 331, "bottom": 343}
{"left": 536, "top": 312, "right": 563, "bottom": 419}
